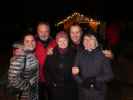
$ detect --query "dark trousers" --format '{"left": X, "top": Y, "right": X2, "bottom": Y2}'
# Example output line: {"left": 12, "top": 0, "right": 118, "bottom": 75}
{"left": 78, "top": 86, "right": 106, "bottom": 100}
{"left": 39, "top": 82, "right": 48, "bottom": 100}
{"left": 48, "top": 85, "right": 78, "bottom": 100}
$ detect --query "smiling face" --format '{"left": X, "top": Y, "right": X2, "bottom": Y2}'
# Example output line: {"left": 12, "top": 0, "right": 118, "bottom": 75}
{"left": 57, "top": 37, "right": 68, "bottom": 49}
{"left": 24, "top": 35, "right": 36, "bottom": 50}
{"left": 70, "top": 25, "right": 82, "bottom": 44}
{"left": 83, "top": 34, "right": 98, "bottom": 50}
{"left": 37, "top": 23, "right": 50, "bottom": 40}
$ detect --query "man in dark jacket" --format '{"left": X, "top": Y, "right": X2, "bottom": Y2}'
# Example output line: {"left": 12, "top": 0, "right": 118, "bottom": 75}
{"left": 69, "top": 23, "right": 114, "bottom": 59}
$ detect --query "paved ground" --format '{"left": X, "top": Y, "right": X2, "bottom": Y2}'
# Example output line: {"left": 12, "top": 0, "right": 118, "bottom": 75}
{"left": 1, "top": 81, "right": 133, "bottom": 100}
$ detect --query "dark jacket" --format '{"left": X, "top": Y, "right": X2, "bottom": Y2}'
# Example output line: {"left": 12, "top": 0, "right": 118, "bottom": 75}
{"left": 74, "top": 47, "right": 113, "bottom": 87}
{"left": 45, "top": 47, "right": 77, "bottom": 100}
{"left": 69, "top": 41, "right": 83, "bottom": 53}
{"left": 45, "top": 47, "right": 76, "bottom": 86}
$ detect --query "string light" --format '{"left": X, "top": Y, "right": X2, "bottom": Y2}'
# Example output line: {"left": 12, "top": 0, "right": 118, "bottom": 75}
{"left": 56, "top": 12, "right": 100, "bottom": 27}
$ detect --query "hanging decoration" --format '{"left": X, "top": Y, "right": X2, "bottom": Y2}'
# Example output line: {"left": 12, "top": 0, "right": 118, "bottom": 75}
{"left": 56, "top": 12, "right": 100, "bottom": 31}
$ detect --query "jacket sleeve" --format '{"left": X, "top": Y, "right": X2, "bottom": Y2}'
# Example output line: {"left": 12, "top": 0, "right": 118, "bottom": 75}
{"left": 74, "top": 51, "right": 81, "bottom": 67}
{"left": 8, "top": 56, "right": 30, "bottom": 91}
{"left": 45, "top": 56, "right": 53, "bottom": 84}
{"left": 73, "top": 51, "right": 83, "bottom": 84}
{"left": 96, "top": 57, "right": 114, "bottom": 83}
{"left": 48, "top": 39, "right": 57, "bottom": 49}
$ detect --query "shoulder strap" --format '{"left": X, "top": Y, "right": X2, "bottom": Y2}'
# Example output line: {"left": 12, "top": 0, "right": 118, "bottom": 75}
{"left": 22, "top": 55, "right": 27, "bottom": 73}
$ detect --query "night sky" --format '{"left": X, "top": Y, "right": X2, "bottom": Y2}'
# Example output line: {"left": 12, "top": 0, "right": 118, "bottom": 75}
{"left": 0, "top": 0, "right": 132, "bottom": 53}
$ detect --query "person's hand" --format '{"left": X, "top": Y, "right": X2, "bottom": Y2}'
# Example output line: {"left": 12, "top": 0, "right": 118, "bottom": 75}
{"left": 72, "top": 66, "right": 80, "bottom": 76}
{"left": 102, "top": 50, "right": 114, "bottom": 59}
{"left": 47, "top": 48, "right": 53, "bottom": 55}
{"left": 30, "top": 76, "right": 37, "bottom": 85}
{"left": 82, "top": 77, "right": 96, "bottom": 89}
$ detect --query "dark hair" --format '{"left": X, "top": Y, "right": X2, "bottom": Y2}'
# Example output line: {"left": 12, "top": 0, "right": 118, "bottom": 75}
{"left": 37, "top": 21, "right": 50, "bottom": 27}
{"left": 69, "top": 23, "right": 81, "bottom": 31}
{"left": 21, "top": 32, "right": 34, "bottom": 43}
{"left": 36, "top": 21, "right": 50, "bottom": 32}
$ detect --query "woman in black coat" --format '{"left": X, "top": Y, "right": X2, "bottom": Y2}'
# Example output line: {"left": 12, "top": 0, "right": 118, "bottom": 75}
{"left": 45, "top": 31, "right": 77, "bottom": 100}
{"left": 72, "top": 33, "right": 114, "bottom": 100}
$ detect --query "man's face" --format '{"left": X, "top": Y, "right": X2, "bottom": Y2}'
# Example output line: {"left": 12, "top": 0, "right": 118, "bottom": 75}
{"left": 70, "top": 26, "right": 81, "bottom": 44}
{"left": 37, "top": 24, "right": 50, "bottom": 38}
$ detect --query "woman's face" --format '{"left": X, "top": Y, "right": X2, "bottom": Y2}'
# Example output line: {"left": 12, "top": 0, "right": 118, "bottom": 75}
{"left": 57, "top": 37, "right": 68, "bottom": 49}
{"left": 83, "top": 36, "right": 96, "bottom": 50}
{"left": 24, "top": 35, "right": 36, "bottom": 50}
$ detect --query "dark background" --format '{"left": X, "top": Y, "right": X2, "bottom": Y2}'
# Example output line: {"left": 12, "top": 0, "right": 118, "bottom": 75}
{"left": 0, "top": 0, "right": 133, "bottom": 100}
{"left": 0, "top": 0, "right": 132, "bottom": 52}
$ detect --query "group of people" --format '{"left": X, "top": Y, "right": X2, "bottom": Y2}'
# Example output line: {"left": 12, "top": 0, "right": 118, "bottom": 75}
{"left": 8, "top": 22, "right": 114, "bottom": 100}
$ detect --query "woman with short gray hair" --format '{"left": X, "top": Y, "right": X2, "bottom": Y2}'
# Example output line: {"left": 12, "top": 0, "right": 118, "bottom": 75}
{"left": 72, "top": 33, "right": 113, "bottom": 100}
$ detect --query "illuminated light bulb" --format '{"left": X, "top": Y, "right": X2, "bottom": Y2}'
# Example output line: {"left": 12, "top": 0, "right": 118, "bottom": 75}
{"left": 90, "top": 18, "right": 93, "bottom": 22}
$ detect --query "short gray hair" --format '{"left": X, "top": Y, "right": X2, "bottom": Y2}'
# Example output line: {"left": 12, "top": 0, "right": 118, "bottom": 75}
{"left": 83, "top": 33, "right": 99, "bottom": 48}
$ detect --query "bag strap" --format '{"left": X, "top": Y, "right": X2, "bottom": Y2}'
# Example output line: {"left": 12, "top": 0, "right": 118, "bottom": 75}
{"left": 22, "top": 55, "right": 27, "bottom": 73}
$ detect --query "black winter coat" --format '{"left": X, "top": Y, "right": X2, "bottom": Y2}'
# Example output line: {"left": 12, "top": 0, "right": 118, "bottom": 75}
{"left": 74, "top": 47, "right": 113, "bottom": 89}
{"left": 45, "top": 47, "right": 77, "bottom": 100}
